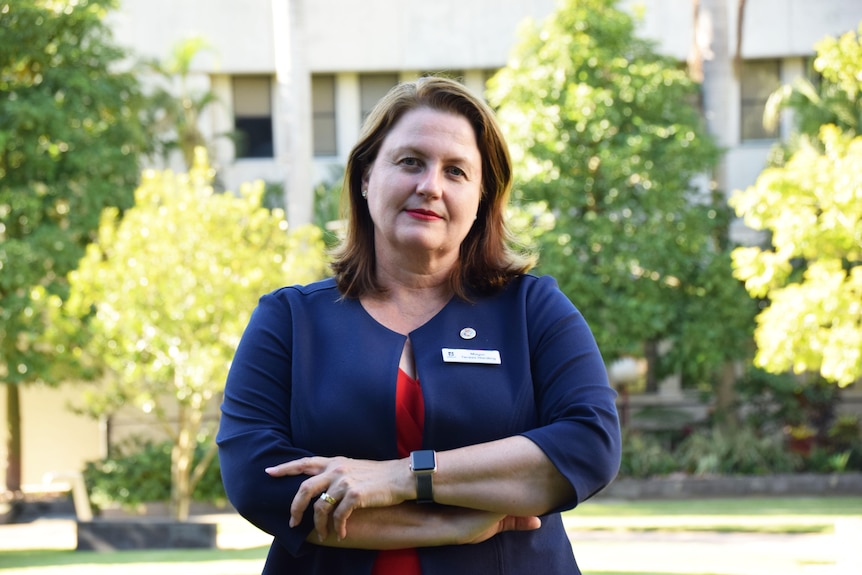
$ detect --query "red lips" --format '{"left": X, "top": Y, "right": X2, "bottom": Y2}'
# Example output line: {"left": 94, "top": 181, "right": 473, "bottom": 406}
{"left": 406, "top": 208, "right": 442, "bottom": 220}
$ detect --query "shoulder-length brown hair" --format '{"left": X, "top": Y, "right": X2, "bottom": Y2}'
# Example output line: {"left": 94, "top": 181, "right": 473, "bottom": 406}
{"left": 330, "top": 76, "right": 535, "bottom": 300}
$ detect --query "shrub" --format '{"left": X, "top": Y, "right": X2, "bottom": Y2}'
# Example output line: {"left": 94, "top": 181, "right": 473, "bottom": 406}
{"left": 803, "top": 415, "right": 862, "bottom": 472}
{"left": 83, "top": 435, "right": 226, "bottom": 513}
{"left": 675, "top": 426, "right": 798, "bottom": 475}
{"left": 618, "top": 429, "right": 678, "bottom": 478}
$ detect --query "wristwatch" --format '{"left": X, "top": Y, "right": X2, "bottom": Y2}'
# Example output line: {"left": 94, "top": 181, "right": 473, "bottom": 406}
{"left": 409, "top": 450, "right": 437, "bottom": 503}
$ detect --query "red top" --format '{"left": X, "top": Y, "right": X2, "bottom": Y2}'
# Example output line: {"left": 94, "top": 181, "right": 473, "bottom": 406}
{"left": 371, "top": 368, "right": 424, "bottom": 574}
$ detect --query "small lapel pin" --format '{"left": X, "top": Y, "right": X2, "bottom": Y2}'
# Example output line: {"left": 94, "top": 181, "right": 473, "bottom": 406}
{"left": 459, "top": 327, "right": 476, "bottom": 340}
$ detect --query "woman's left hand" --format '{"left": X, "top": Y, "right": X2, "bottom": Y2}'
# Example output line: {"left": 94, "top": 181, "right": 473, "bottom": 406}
{"left": 266, "top": 456, "right": 413, "bottom": 541}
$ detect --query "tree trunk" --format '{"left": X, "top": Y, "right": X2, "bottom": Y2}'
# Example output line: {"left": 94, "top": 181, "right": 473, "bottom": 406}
{"left": 170, "top": 396, "right": 209, "bottom": 522}
{"left": 171, "top": 403, "right": 193, "bottom": 522}
{"left": 714, "top": 360, "right": 739, "bottom": 427}
{"left": 644, "top": 340, "right": 659, "bottom": 393}
{"left": 5, "top": 383, "right": 22, "bottom": 494}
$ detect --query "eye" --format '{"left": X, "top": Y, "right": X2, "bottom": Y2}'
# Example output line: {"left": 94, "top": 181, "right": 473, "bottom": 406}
{"left": 399, "top": 157, "right": 420, "bottom": 168}
{"left": 447, "top": 166, "right": 467, "bottom": 178}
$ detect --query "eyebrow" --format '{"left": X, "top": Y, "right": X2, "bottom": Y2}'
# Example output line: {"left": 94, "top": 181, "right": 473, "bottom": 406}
{"left": 388, "top": 145, "right": 477, "bottom": 169}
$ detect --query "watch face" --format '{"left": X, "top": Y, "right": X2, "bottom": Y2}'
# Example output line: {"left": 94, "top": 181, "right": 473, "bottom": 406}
{"left": 412, "top": 450, "right": 436, "bottom": 472}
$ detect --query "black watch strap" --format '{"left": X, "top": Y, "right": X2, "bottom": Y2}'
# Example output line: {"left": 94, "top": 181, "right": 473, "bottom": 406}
{"left": 416, "top": 473, "right": 433, "bottom": 504}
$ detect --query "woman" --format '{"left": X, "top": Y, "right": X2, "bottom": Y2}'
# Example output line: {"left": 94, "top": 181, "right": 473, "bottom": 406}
{"left": 217, "top": 76, "right": 621, "bottom": 574}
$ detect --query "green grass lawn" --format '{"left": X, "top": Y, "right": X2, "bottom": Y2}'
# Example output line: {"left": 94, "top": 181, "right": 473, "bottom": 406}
{"left": 0, "top": 547, "right": 268, "bottom": 569}
{"left": 574, "top": 496, "right": 862, "bottom": 516}
{"left": 1, "top": 496, "right": 859, "bottom": 575}
{"left": 564, "top": 495, "right": 862, "bottom": 534}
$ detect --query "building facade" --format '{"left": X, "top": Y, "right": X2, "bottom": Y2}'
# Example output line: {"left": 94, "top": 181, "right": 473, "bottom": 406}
{"left": 108, "top": 0, "right": 862, "bottom": 234}
{"left": 4, "top": 0, "right": 862, "bottom": 491}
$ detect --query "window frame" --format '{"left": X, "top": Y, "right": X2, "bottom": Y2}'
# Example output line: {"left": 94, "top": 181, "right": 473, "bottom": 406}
{"left": 232, "top": 75, "right": 274, "bottom": 159}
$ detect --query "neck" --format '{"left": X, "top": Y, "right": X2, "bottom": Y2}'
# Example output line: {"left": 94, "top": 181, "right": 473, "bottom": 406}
{"left": 374, "top": 265, "right": 453, "bottom": 304}
{"left": 361, "top": 253, "right": 455, "bottom": 334}
{"left": 374, "top": 249, "right": 457, "bottom": 298}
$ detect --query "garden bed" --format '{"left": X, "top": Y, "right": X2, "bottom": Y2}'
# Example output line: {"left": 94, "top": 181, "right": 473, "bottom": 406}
{"left": 76, "top": 517, "right": 217, "bottom": 551}
{"left": 599, "top": 472, "right": 862, "bottom": 499}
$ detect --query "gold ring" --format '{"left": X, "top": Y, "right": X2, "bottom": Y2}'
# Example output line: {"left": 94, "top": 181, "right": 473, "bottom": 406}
{"left": 319, "top": 492, "right": 337, "bottom": 505}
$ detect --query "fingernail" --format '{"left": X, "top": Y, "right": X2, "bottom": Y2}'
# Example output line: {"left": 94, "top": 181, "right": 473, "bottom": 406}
{"left": 265, "top": 467, "right": 274, "bottom": 473}
{"left": 289, "top": 518, "right": 296, "bottom": 528}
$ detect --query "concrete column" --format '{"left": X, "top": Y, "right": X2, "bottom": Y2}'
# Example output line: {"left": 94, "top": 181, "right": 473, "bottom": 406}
{"left": 779, "top": 57, "right": 805, "bottom": 140}
{"left": 462, "top": 69, "right": 487, "bottom": 99}
{"left": 699, "top": 0, "right": 737, "bottom": 159}
{"left": 336, "top": 72, "right": 361, "bottom": 162}
{"left": 699, "top": 0, "right": 750, "bottom": 245}
{"left": 271, "top": 0, "right": 314, "bottom": 227}
{"left": 208, "top": 74, "right": 235, "bottom": 173}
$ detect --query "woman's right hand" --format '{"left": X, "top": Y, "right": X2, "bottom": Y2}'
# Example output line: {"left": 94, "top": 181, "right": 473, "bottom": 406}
{"left": 447, "top": 508, "right": 542, "bottom": 545}
{"left": 308, "top": 504, "right": 541, "bottom": 549}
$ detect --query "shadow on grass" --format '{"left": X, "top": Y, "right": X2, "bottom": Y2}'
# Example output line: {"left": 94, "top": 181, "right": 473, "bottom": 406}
{"left": 590, "top": 572, "right": 713, "bottom": 575}
{"left": 575, "top": 496, "right": 862, "bottom": 516}
{"left": 574, "top": 523, "right": 833, "bottom": 534}
{"left": 0, "top": 546, "right": 269, "bottom": 569}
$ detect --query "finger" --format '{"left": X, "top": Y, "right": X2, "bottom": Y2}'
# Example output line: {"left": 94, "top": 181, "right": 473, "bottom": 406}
{"left": 331, "top": 494, "right": 357, "bottom": 541}
{"left": 266, "top": 456, "right": 328, "bottom": 477}
{"left": 288, "top": 477, "right": 328, "bottom": 528}
{"left": 313, "top": 495, "right": 336, "bottom": 540}
{"left": 501, "top": 515, "right": 542, "bottom": 532}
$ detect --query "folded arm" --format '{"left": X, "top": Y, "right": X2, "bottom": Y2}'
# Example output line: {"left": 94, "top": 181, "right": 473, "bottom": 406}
{"left": 268, "top": 434, "right": 571, "bottom": 541}
{"left": 304, "top": 503, "right": 541, "bottom": 549}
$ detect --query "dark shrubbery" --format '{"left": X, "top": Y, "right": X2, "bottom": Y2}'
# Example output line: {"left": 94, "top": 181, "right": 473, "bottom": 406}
{"left": 619, "top": 415, "right": 862, "bottom": 478}
{"left": 82, "top": 436, "right": 226, "bottom": 513}
{"left": 619, "top": 429, "right": 679, "bottom": 478}
{"left": 618, "top": 366, "right": 862, "bottom": 479}
{"left": 674, "top": 426, "right": 798, "bottom": 475}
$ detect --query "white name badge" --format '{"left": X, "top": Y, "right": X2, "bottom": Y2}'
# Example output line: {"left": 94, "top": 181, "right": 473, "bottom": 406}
{"left": 442, "top": 348, "right": 501, "bottom": 365}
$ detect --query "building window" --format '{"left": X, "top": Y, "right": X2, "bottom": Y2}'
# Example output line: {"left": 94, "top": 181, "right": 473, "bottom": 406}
{"left": 360, "top": 73, "right": 399, "bottom": 124}
{"left": 312, "top": 74, "right": 337, "bottom": 157}
{"left": 740, "top": 59, "right": 780, "bottom": 141}
{"left": 233, "top": 76, "right": 273, "bottom": 158}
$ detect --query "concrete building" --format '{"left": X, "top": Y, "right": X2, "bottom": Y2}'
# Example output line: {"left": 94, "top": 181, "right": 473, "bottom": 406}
{"left": 3, "top": 0, "right": 862, "bottom": 492}
{"left": 105, "top": 0, "right": 862, "bottom": 233}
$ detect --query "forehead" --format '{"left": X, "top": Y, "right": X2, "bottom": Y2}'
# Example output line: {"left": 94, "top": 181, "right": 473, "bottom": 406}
{"left": 379, "top": 107, "right": 481, "bottom": 159}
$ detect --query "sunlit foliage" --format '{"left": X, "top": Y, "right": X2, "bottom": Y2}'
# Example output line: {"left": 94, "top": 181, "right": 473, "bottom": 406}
{"left": 64, "top": 149, "right": 327, "bottom": 519}
{"left": 732, "top": 24, "right": 862, "bottom": 388}
{"left": 731, "top": 126, "right": 862, "bottom": 386}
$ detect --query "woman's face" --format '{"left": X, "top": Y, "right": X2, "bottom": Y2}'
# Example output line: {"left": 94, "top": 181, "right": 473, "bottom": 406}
{"left": 363, "top": 107, "right": 483, "bottom": 267}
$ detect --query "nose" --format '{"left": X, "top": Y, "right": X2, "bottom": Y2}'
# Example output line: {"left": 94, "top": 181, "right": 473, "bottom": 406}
{"left": 416, "top": 166, "right": 443, "bottom": 199}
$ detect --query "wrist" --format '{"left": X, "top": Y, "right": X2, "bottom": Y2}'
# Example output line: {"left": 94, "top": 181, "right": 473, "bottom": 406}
{"left": 409, "top": 450, "right": 437, "bottom": 503}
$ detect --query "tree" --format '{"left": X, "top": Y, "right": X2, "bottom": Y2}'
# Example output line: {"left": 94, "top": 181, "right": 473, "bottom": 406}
{"left": 488, "top": 0, "right": 755, "bottom": 390}
{"left": 764, "top": 23, "right": 861, "bottom": 153}
{"left": 63, "top": 149, "right": 328, "bottom": 520}
{"left": 0, "top": 0, "right": 148, "bottom": 504}
{"left": 143, "top": 36, "right": 230, "bottom": 171}
{"left": 731, "top": 25, "right": 862, "bottom": 388}
{"left": 731, "top": 127, "right": 861, "bottom": 387}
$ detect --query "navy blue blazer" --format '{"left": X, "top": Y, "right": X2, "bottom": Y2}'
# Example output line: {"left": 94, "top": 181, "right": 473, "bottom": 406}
{"left": 217, "top": 274, "right": 621, "bottom": 574}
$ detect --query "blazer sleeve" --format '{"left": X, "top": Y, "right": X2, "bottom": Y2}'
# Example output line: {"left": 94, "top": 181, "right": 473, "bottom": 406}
{"left": 216, "top": 288, "right": 317, "bottom": 557}
{"left": 519, "top": 275, "right": 621, "bottom": 510}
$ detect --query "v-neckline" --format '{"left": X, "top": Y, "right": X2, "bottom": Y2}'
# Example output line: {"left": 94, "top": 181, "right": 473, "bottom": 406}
{"left": 357, "top": 294, "right": 454, "bottom": 337}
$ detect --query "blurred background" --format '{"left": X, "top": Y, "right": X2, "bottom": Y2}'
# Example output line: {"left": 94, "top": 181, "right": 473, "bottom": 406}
{"left": 1, "top": 0, "right": 861, "bottom": 524}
